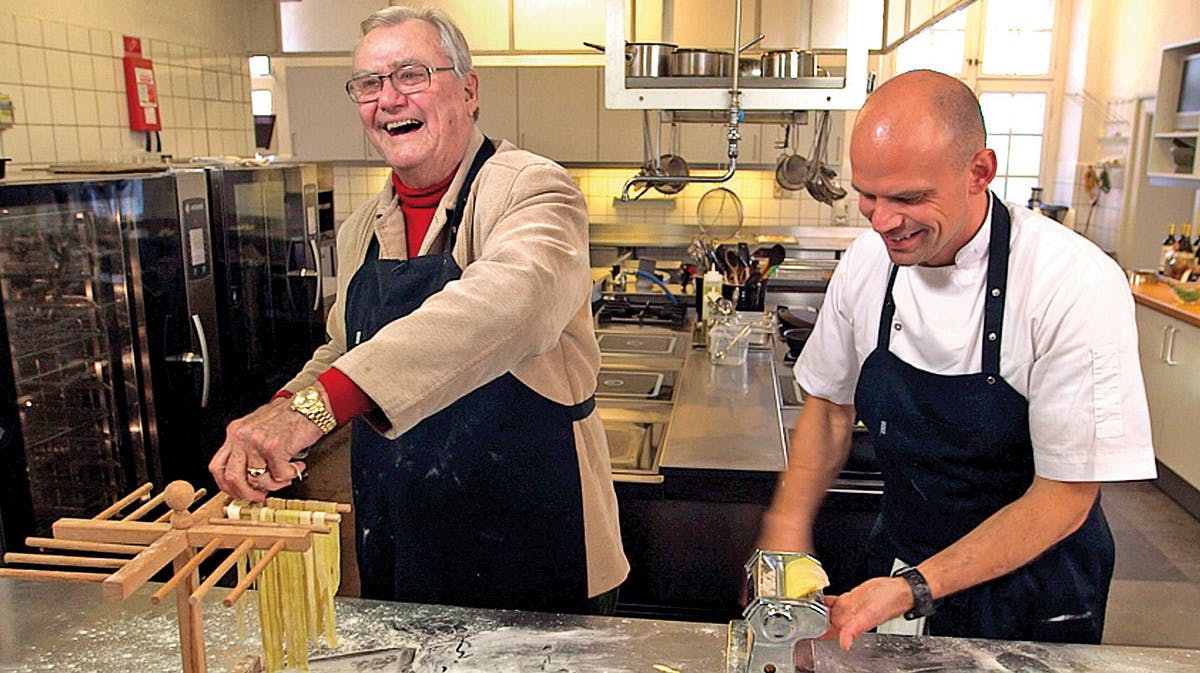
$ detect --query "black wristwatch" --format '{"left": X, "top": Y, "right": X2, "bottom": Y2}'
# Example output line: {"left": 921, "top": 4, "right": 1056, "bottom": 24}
{"left": 892, "top": 566, "right": 936, "bottom": 620}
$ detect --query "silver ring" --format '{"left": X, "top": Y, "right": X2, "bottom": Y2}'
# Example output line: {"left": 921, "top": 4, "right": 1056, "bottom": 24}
{"left": 291, "top": 463, "right": 305, "bottom": 482}
{"left": 246, "top": 465, "right": 268, "bottom": 477}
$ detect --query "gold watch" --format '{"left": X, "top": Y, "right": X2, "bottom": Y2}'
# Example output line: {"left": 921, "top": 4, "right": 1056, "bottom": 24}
{"left": 290, "top": 386, "right": 337, "bottom": 435}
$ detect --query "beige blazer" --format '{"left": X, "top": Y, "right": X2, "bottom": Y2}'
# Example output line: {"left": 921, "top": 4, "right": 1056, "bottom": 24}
{"left": 283, "top": 129, "right": 628, "bottom": 597}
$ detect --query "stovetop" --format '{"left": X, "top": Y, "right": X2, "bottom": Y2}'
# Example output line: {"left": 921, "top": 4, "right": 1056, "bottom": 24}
{"left": 595, "top": 368, "right": 677, "bottom": 402}
{"left": 597, "top": 332, "right": 680, "bottom": 356}
{"left": 595, "top": 296, "right": 689, "bottom": 331}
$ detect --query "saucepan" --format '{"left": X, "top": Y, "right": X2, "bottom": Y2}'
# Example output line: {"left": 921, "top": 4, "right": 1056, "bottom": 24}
{"left": 761, "top": 50, "right": 816, "bottom": 78}
{"left": 670, "top": 34, "right": 765, "bottom": 78}
{"left": 583, "top": 41, "right": 675, "bottom": 77}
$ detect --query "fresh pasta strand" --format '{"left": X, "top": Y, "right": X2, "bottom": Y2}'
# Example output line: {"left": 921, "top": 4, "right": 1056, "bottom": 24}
{"left": 226, "top": 497, "right": 344, "bottom": 673}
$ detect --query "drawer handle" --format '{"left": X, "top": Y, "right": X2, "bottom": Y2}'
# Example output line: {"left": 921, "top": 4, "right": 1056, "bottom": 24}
{"left": 1165, "top": 325, "right": 1179, "bottom": 366}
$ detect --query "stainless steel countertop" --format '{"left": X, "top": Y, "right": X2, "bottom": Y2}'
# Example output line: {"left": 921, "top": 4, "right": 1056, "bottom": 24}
{"left": 658, "top": 345, "right": 788, "bottom": 473}
{"left": 4, "top": 577, "right": 1198, "bottom": 673}
{"left": 807, "top": 632, "right": 1200, "bottom": 673}
{"left": 0, "top": 577, "right": 727, "bottom": 673}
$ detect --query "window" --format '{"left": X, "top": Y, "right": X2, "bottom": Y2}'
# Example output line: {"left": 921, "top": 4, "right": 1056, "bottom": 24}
{"left": 251, "top": 90, "right": 274, "bottom": 116}
{"left": 893, "top": 0, "right": 1060, "bottom": 204}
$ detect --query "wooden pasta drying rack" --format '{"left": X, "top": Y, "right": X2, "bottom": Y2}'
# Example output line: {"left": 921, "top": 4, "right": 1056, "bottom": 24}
{"left": 0, "top": 480, "right": 349, "bottom": 673}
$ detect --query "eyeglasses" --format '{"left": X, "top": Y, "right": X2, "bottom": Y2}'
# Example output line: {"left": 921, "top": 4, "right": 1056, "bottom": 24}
{"left": 345, "top": 63, "right": 456, "bottom": 103}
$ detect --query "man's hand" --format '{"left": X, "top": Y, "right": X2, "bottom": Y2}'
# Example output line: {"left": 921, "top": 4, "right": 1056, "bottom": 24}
{"left": 208, "top": 395, "right": 324, "bottom": 502}
{"left": 824, "top": 576, "right": 915, "bottom": 650}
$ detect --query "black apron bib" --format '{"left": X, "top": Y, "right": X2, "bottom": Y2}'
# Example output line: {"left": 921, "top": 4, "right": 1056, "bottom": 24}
{"left": 343, "top": 139, "right": 594, "bottom": 612}
{"left": 853, "top": 195, "right": 1113, "bottom": 643}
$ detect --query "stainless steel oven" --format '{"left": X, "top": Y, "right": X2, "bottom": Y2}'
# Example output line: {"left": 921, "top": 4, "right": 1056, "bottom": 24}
{"left": 0, "top": 169, "right": 223, "bottom": 551}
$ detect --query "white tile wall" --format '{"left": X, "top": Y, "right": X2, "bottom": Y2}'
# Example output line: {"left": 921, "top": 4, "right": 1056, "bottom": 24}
{"left": 329, "top": 164, "right": 871, "bottom": 230}
{"left": 0, "top": 10, "right": 255, "bottom": 169}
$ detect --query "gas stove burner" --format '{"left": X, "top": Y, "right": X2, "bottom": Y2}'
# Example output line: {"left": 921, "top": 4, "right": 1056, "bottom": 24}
{"left": 595, "top": 296, "right": 688, "bottom": 330}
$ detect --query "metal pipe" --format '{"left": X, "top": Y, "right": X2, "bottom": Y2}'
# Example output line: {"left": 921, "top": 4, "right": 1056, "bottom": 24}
{"left": 616, "top": 0, "right": 747, "bottom": 202}
{"left": 619, "top": 158, "right": 739, "bottom": 200}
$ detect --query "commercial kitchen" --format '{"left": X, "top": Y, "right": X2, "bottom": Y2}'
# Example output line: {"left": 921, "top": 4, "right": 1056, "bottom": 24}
{"left": 1, "top": 1, "right": 1200, "bottom": 672}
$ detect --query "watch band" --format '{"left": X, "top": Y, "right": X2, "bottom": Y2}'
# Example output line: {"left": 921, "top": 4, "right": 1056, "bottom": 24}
{"left": 291, "top": 386, "right": 337, "bottom": 435}
{"left": 892, "top": 566, "right": 936, "bottom": 620}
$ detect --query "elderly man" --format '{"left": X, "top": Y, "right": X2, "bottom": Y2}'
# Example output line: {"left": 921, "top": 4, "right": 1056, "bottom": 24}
{"left": 758, "top": 70, "right": 1155, "bottom": 647}
{"left": 208, "top": 6, "right": 627, "bottom": 615}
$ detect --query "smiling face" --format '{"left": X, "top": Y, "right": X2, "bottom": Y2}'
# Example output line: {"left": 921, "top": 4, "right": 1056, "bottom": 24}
{"left": 849, "top": 72, "right": 996, "bottom": 267}
{"left": 353, "top": 20, "right": 479, "bottom": 188}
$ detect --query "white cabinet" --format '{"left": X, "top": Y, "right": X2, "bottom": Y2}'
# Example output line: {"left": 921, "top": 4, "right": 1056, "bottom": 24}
{"left": 427, "top": 0, "right": 511, "bottom": 51}
{"left": 286, "top": 65, "right": 371, "bottom": 161}
{"left": 516, "top": 67, "right": 599, "bottom": 162}
{"left": 1149, "top": 39, "right": 1200, "bottom": 186}
{"left": 513, "top": 0, "right": 604, "bottom": 51}
{"left": 598, "top": 98, "right": 645, "bottom": 164}
{"left": 475, "top": 66, "right": 519, "bottom": 143}
{"left": 1135, "top": 304, "right": 1200, "bottom": 490}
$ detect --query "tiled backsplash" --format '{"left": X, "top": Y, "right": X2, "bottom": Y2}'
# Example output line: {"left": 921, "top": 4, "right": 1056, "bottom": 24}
{"left": 332, "top": 164, "right": 870, "bottom": 230}
{"left": 0, "top": 11, "right": 254, "bottom": 168}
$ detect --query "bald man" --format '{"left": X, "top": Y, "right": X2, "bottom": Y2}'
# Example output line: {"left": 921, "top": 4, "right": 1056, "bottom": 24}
{"left": 757, "top": 70, "right": 1154, "bottom": 647}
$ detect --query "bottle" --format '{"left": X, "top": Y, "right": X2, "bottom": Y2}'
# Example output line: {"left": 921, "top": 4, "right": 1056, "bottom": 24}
{"left": 1161, "top": 223, "right": 1178, "bottom": 274}
{"left": 701, "top": 269, "right": 723, "bottom": 324}
{"left": 1173, "top": 223, "right": 1195, "bottom": 280}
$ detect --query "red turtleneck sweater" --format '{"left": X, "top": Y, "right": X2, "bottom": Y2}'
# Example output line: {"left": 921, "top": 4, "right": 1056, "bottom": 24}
{"left": 277, "top": 169, "right": 457, "bottom": 427}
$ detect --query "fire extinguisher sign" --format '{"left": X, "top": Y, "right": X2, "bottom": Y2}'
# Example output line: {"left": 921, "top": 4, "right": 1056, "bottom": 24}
{"left": 122, "top": 35, "right": 162, "bottom": 131}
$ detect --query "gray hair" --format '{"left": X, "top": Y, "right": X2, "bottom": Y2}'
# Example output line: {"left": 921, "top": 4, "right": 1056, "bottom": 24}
{"left": 359, "top": 5, "right": 473, "bottom": 77}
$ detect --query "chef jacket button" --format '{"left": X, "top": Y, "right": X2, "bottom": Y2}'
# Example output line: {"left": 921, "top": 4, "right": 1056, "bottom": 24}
{"left": 894, "top": 322, "right": 902, "bottom": 331}
{"left": 987, "top": 375, "right": 996, "bottom": 385}
{"left": 987, "top": 332, "right": 997, "bottom": 341}
{"left": 991, "top": 287, "right": 1001, "bottom": 297}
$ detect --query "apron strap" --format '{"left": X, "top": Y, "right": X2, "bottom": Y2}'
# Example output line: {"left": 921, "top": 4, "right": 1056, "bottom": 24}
{"left": 567, "top": 395, "right": 596, "bottom": 422}
{"left": 875, "top": 192, "right": 1013, "bottom": 378}
{"left": 981, "top": 193, "right": 1011, "bottom": 377}
{"left": 443, "top": 136, "right": 497, "bottom": 251}
{"left": 878, "top": 264, "right": 900, "bottom": 349}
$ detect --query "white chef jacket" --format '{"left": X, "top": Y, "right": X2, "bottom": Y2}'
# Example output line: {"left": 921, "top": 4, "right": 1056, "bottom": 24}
{"left": 795, "top": 197, "right": 1156, "bottom": 483}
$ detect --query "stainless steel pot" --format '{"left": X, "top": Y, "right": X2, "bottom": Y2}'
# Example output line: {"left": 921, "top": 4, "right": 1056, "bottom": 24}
{"left": 761, "top": 50, "right": 816, "bottom": 78}
{"left": 670, "top": 49, "right": 734, "bottom": 77}
{"left": 583, "top": 41, "right": 676, "bottom": 77}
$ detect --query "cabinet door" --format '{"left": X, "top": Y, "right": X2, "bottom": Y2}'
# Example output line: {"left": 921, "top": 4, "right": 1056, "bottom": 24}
{"left": 285, "top": 66, "right": 369, "bottom": 161}
{"left": 669, "top": 0, "right": 757, "bottom": 50}
{"left": 516, "top": 67, "right": 599, "bottom": 162}
{"left": 426, "top": 0, "right": 511, "bottom": 51}
{"left": 512, "top": 0, "right": 604, "bottom": 51}
{"left": 1135, "top": 305, "right": 1200, "bottom": 489}
{"left": 475, "top": 66, "right": 519, "bottom": 143}
{"left": 598, "top": 93, "right": 645, "bottom": 164}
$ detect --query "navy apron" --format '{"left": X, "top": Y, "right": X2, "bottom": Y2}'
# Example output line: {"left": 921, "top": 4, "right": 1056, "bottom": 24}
{"left": 343, "top": 138, "right": 594, "bottom": 612}
{"left": 853, "top": 195, "right": 1114, "bottom": 643}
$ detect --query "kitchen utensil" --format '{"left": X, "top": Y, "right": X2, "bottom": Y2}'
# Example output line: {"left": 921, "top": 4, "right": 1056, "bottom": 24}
{"left": 775, "top": 121, "right": 809, "bottom": 191}
{"left": 721, "top": 246, "right": 749, "bottom": 285}
{"left": 758, "top": 243, "right": 787, "bottom": 269}
{"left": 696, "top": 187, "right": 744, "bottom": 241}
{"left": 804, "top": 111, "right": 848, "bottom": 204}
{"left": 670, "top": 49, "right": 734, "bottom": 77}
{"left": 783, "top": 327, "right": 813, "bottom": 358}
{"left": 655, "top": 121, "right": 689, "bottom": 195}
{"left": 761, "top": 50, "right": 816, "bottom": 78}
{"left": 776, "top": 305, "right": 818, "bottom": 331}
{"left": 709, "top": 320, "right": 754, "bottom": 364}
{"left": 583, "top": 41, "right": 676, "bottom": 77}
{"left": 629, "top": 111, "right": 666, "bottom": 199}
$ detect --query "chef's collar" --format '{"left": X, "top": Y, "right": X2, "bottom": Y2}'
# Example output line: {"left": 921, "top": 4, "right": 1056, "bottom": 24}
{"left": 951, "top": 191, "right": 994, "bottom": 269}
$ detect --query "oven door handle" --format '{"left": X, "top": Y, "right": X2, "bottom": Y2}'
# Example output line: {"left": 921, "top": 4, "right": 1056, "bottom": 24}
{"left": 164, "top": 313, "right": 211, "bottom": 408}
{"left": 310, "top": 237, "right": 323, "bottom": 313}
